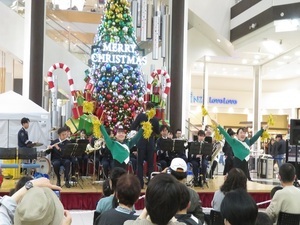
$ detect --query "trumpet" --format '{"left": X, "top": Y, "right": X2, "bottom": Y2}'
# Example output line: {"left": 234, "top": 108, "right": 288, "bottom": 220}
{"left": 41, "top": 138, "right": 70, "bottom": 152}
{"left": 85, "top": 138, "right": 105, "bottom": 154}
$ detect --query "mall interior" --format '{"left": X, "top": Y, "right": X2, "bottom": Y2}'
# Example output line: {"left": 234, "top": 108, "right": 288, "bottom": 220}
{"left": 1, "top": 0, "right": 300, "bottom": 143}
{"left": 1, "top": 0, "right": 300, "bottom": 224}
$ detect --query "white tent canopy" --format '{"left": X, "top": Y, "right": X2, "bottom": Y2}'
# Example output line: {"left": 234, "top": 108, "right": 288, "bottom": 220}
{"left": 0, "top": 91, "right": 51, "bottom": 148}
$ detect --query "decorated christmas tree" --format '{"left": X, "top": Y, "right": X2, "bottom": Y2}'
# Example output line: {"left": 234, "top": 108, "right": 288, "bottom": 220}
{"left": 86, "top": 0, "right": 146, "bottom": 132}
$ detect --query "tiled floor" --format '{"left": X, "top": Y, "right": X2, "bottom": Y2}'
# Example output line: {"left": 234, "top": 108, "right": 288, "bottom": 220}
{"left": 70, "top": 210, "right": 94, "bottom": 225}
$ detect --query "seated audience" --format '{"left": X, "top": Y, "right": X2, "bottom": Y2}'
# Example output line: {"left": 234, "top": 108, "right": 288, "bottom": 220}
{"left": 255, "top": 212, "right": 272, "bottom": 225}
{"left": 220, "top": 189, "right": 258, "bottom": 225}
{"left": 0, "top": 177, "right": 71, "bottom": 225}
{"left": 266, "top": 163, "right": 300, "bottom": 223}
{"left": 211, "top": 168, "right": 247, "bottom": 211}
{"left": 96, "top": 174, "right": 141, "bottom": 225}
{"left": 9, "top": 176, "right": 33, "bottom": 196}
{"left": 95, "top": 167, "right": 127, "bottom": 213}
{"left": 124, "top": 173, "right": 185, "bottom": 225}
{"left": 270, "top": 185, "right": 283, "bottom": 199}
{"left": 167, "top": 158, "right": 205, "bottom": 224}
{"left": 175, "top": 182, "right": 202, "bottom": 225}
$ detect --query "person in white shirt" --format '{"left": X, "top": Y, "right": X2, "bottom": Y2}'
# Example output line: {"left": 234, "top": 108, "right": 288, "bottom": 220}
{"left": 266, "top": 163, "right": 300, "bottom": 223}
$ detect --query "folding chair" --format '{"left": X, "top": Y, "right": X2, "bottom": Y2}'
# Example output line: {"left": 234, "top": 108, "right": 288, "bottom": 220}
{"left": 277, "top": 211, "right": 300, "bottom": 225}
{"left": 210, "top": 209, "right": 224, "bottom": 225}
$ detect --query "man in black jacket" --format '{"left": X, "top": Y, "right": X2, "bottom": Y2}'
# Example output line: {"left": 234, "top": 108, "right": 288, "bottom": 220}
{"left": 275, "top": 134, "right": 286, "bottom": 167}
{"left": 131, "top": 102, "right": 160, "bottom": 188}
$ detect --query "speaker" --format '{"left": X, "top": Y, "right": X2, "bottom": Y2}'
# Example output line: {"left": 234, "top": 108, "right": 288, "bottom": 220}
{"left": 290, "top": 119, "right": 300, "bottom": 145}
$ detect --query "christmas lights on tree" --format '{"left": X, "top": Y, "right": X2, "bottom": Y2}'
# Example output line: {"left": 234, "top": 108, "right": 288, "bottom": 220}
{"left": 86, "top": 0, "right": 147, "bottom": 133}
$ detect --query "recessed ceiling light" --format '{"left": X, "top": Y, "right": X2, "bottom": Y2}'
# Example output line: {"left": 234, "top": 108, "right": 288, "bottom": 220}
{"left": 242, "top": 59, "right": 248, "bottom": 64}
{"left": 217, "top": 39, "right": 221, "bottom": 43}
{"left": 206, "top": 56, "right": 211, "bottom": 61}
{"left": 283, "top": 55, "right": 291, "bottom": 59}
{"left": 295, "top": 51, "right": 300, "bottom": 56}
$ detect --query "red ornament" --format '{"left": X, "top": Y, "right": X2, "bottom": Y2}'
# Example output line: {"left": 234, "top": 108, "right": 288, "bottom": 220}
{"left": 128, "top": 99, "right": 134, "bottom": 105}
{"left": 114, "top": 106, "right": 119, "bottom": 111}
{"left": 123, "top": 103, "right": 129, "bottom": 109}
{"left": 106, "top": 94, "right": 112, "bottom": 100}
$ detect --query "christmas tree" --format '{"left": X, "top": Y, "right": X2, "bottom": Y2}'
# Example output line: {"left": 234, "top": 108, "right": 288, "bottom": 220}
{"left": 87, "top": 0, "right": 146, "bottom": 132}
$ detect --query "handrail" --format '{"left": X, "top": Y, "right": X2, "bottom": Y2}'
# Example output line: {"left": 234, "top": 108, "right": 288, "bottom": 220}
{"left": 46, "top": 15, "right": 91, "bottom": 55}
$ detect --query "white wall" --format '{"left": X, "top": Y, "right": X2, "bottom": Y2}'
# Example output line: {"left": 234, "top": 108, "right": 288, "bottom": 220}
{"left": 188, "top": 0, "right": 235, "bottom": 40}
{"left": 0, "top": 2, "right": 88, "bottom": 98}
{"left": 0, "top": 2, "right": 24, "bottom": 59}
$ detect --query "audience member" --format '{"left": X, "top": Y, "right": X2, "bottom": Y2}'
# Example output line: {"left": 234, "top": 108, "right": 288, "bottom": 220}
{"left": 124, "top": 173, "right": 185, "bottom": 225}
{"left": 95, "top": 167, "right": 127, "bottom": 213}
{"left": 167, "top": 158, "right": 205, "bottom": 224}
{"left": 9, "top": 176, "right": 33, "bottom": 196}
{"left": 211, "top": 168, "right": 247, "bottom": 211}
{"left": 274, "top": 134, "right": 286, "bottom": 167}
{"left": 96, "top": 174, "right": 141, "bottom": 225}
{"left": 220, "top": 189, "right": 258, "bottom": 225}
{"left": 255, "top": 212, "right": 272, "bottom": 225}
{"left": 175, "top": 182, "right": 202, "bottom": 225}
{"left": 266, "top": 163, "right": 300, "bottom": 223}
{"left": 0, "top": 177, "right": 71, "bottom": 225}
{"left": 270, "top": 185, "right": 283, "bottom": 199}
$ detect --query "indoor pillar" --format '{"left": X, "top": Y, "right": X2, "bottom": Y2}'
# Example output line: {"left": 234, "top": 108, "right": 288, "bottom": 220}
{"left": 253, "top": 65, "right": 262, "bottom": 151}
{"left": 169, "top": 0, "right": 188, "bottom": 132}
{"left": 23, "top": 0, "right": 45, "bottom": 106}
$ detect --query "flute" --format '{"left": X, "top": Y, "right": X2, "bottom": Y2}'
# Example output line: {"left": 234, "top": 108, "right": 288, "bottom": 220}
{"left": 42, "top": 138, "right": 70, "bottom": 152}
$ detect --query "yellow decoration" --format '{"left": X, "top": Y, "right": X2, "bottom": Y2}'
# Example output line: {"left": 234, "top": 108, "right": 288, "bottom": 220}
{"left": 83, "top": 101, "right": 94, "bottom": 114}
{"left": 146, "top": 108, "right": 156, "bottom": 120}
{"left": 262, "top": 130, "right": 270, "bottom": 141}
{"left": 92, "top": 116, "right": 101, "bottom": 139}
{"left": 211, "top": 123, "right": 223, "bottom": 142}
{"left": 267, "top": 114, "right": 275, "bottom": 126}
{"left": 202, "top": 105, "right": 209, "bottom": 117}
{"left": 141, "top": 121, "right": 152, "bottom": 139}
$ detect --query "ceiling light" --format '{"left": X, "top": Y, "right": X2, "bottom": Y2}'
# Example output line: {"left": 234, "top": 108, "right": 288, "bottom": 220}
{"left": 217, "top": 39, "right": 221, "bottom": 43}
{"left": 274, "top": 19, "right": 300, "bottom": 32}
{"left": 242, "top": 59, "right": 248, "bottom": 64}
{"left": 254, "top": 55, "right": 261, "bottom": 60}
{"left": 253, "top": 60, "right": 259, "bottom": 64}
{"left": 262, "top": 39, "right": 283, "bottom": 54}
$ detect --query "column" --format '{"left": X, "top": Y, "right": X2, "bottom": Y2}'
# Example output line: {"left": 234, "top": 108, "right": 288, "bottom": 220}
{"left": 23, "top": 0, "right": 45, "bottom": 106}
{"left": 253, "top": 65, "right": 262, "bottom": 151}
{"left": 169, "top": 0, "right": 188, "bottom": 131}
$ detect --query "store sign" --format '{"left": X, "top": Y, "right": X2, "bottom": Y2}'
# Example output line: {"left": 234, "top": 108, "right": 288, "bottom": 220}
{"left": 190, "top": 93, "right": 238, "bottom": 105}
{"left": 91, "top": 43, "right": 147, "bottom": 65}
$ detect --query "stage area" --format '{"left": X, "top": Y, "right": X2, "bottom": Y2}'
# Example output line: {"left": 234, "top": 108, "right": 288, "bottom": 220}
{"left": 0, "top": 174, "right": 277, "bottom": 210}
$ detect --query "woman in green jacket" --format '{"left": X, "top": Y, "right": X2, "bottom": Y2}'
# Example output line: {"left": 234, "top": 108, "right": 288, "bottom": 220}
{"left": 212, "top": 119, "right": 267, "bottom": 180}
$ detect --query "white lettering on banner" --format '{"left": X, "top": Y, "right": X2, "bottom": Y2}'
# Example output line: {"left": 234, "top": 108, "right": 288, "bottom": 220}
{"left": 91, "top": 43, "right": 147, "bottom": 65}
{"left": 190, "top": 92, "right": 238, "bottom": 105}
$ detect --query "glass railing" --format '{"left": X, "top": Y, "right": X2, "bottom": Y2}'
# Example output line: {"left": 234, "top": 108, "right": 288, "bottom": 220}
{"left": 45, "top": 15, "right": 91, "bottom": 65}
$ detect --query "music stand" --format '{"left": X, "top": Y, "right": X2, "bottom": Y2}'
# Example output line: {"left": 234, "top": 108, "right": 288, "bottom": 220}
{"left": 159, "top": 139, "right": 174, "bottom": 152}
{"left": 201, "top": 143, "right": 213, "bottom": 156}
{"left": 188, "top": 142, "right": 201, "bottom": 155}
{"left": 63, "top": 143, "right": 77, "bottom": 159}
{"left": 173, "top": 140, "right": 186, "bottom": 154}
